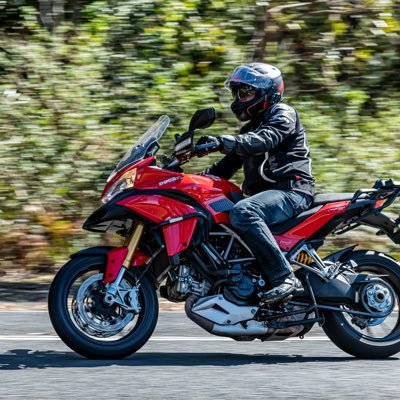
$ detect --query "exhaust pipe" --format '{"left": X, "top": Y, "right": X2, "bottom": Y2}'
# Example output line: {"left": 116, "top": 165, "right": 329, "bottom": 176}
{"left": 185, "top": 295, "right": 214, "bottom": 333}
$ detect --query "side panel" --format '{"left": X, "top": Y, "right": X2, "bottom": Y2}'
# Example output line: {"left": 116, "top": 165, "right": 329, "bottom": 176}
{"left": 117, "top": 194, "right": 199, "bottom": 256}
{"left": 275, "top": 201, "right": 350, "bottom": 251}
{"left": 204, "top": 196, "right": 232, "bottom": 224}
{"left": 117, "top": 195, "right": 197, "bottom": 223}
{"left": 162, "top": 219, "right": 198, "bottom": 256}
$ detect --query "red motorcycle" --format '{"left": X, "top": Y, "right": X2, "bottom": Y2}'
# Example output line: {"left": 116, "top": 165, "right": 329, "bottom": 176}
{"left": 49, "top": 108, "right": 400, "bottom": 359}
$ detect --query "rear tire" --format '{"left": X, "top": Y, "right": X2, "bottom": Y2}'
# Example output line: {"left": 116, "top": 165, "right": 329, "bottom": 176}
{"left": 322, "top": 250, "right": 400, "bottom": 358}
{"left": 48, "top": 256, "right": 158, "bottom": 359}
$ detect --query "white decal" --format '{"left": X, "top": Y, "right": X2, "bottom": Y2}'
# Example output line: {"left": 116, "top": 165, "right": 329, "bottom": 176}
{"left": 159, "top": 176, "right": 182, "bottom": 186}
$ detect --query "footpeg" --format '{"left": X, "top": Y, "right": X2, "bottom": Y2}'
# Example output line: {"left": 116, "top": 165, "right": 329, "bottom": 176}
{"left": 258, "top": 276, "right": 303, "bottom": 306}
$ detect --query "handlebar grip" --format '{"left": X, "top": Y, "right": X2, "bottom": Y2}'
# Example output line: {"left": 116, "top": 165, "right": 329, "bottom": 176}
{"left": 194, "top": 142, "right": 219, "bottom": 151}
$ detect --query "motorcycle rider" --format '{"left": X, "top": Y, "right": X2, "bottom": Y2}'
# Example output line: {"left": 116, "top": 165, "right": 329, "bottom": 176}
{"left": 196, "top": 63, "right": 314, "bottom": 304}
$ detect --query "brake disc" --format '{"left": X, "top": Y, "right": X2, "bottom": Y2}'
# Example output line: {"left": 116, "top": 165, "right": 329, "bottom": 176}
{"left": 72, "top": 273, "right": 135, "bottom": 338}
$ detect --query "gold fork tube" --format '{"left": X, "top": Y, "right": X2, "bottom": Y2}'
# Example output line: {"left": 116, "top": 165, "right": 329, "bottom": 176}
{"left": 122, "top": 222, "right": 145, "bottom": 267}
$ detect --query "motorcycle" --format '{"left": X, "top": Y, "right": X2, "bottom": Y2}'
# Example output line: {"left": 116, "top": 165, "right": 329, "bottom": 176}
{"left": 49, "top": 107, "right": 400, "bottom": 359}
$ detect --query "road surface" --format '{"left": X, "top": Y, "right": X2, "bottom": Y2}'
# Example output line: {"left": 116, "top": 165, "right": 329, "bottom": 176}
{"left": 0, "top": 311, "right": 399, "bottom": 399}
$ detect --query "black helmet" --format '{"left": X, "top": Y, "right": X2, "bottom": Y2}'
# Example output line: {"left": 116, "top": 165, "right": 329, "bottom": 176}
{"left": 224, "top": 63, "right": 284, "bottom": 121}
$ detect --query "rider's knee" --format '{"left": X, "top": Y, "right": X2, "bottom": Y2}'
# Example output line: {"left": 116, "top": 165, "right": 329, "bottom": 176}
{"left": 230, "top": 200, "right": 255, "bottom": 228}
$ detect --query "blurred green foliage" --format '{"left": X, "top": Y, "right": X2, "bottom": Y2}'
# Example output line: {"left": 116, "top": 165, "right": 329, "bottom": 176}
{"left": 0, "top": 0, "right": 399, "bottom": 274}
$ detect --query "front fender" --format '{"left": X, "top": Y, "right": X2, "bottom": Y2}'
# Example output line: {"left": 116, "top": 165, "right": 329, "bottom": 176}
{"left": 69, "top": 246, "right": 149, "bottom": 284}
{"left": 70, "top": 246, "right": 115, "bottom": 259}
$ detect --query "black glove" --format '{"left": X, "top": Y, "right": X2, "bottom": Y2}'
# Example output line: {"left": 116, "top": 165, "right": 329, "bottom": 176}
{"left": 195, "top": 135, "right": 223, "bottom": 157}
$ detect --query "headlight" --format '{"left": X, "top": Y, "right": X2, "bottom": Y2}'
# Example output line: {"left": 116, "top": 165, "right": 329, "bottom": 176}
{"left": 102, "top": 168, "right": 137, "bottom": 203}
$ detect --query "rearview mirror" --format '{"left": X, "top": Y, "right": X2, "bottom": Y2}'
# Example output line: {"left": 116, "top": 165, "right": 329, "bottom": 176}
{"left": 188, "top": 107, "right": 216, "bottom": 131}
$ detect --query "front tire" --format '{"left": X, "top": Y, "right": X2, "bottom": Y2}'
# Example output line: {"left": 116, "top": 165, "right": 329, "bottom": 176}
{"left": 48, "top": 256, "right": 158, "bottom": 359}
{"left": 322, "top": 250, "right": 400, "bottom": 358}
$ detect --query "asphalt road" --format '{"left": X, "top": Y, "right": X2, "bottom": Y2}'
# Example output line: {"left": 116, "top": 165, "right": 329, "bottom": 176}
{"left": 0, "top": 311, "right": 399, "bottom": 399}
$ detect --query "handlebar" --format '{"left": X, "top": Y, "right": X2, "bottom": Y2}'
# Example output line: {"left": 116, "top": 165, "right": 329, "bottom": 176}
{"left": 177, "top": 142, "right": 218, "bottom": 159}
{"left": 193, "top": 142, "right": 220, "bottom": 151}
{"left": 165, "top": 142, "right": 218, "bottom": 170}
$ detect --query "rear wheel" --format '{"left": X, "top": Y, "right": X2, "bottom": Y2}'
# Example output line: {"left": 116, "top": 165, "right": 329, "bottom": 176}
{"left": 322, "top": 250, "right": 400, "bottom": 358}
{"left": 48, "top": 256, "right": 158, "bottom": 359}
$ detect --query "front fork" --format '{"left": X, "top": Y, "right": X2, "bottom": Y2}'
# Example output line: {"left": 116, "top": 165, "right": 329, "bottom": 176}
{"left": 104, "top": 222, "right": 145, "bottom": 313}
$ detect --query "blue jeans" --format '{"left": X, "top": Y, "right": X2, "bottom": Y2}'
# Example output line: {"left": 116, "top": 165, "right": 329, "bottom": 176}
{"left": 229, "top": 190, "right": 313, "bottom": 284}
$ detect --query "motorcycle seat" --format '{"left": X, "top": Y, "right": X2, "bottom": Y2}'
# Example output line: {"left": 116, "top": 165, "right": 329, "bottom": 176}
{"left": 271, "top": 192, "right": 372, "bottom": 234}
{"left": 230, "top": 192, "right": 365, "bottom": 235}
{"left": 270, "top": 205, "right": 323, "bottom": 235}
{"left": 312, "top": 193, "right": 355, "bottom": 206}
{"left": 231, "top": 192, "right": 358, "bottom": 206}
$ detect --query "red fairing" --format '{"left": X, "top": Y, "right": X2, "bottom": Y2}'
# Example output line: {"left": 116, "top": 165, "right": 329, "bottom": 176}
{"left": 117, "top": 195, "right": 198, "bottom": 256}
{"left": 117, "top": 195, "right": 197, "bottom": 223}
{"left": 162, "top": 219, "right": 198, "bottom": 256}
{"left": 134, "top": 165, "right": 241, "bottom": 224}
{"left": 104, "top": 247, "right": 149, "bottom": 284}
{"left": 131, "top": 250, "right": 149, "bottom": 266}
{"left": 275, "top": 201, "right": 350, "bottom": 251}
{"left": 106, "top": 160, "right": 241, "bottom": 224}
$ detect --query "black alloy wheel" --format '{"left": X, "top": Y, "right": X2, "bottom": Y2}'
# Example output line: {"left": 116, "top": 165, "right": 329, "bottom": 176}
{"left": 48, "top": 255, "right": 158, "bottom": 359}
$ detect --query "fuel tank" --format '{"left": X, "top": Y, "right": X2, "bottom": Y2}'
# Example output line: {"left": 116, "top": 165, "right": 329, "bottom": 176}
{"left": 135, "top": 165, "right": 242, "bottom": 224}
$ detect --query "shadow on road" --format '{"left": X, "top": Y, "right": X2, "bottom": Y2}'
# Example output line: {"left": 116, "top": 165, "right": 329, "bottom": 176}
{"left": 1, "top": 349, "right": 392, "bottom": 370}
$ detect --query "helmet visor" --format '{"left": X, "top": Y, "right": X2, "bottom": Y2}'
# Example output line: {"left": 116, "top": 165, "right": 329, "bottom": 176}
{"left": 231, "top": 86, "right": 258, "bottom": 101}
{"left": 224, "top": 66, "right": 273, "bottom": 90}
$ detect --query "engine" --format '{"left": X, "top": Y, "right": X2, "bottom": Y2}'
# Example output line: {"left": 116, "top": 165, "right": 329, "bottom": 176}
{"left": 160, "top": 225, "right": 263, "bottom": 304}
{"left": 160, "top": 225, "right": 314, "bottom": 341}
{"left": 160, "top": 264, "right": 211, "bottom": 302}
{"left": 222, "top": 263, "right": 265, "bottom": 305}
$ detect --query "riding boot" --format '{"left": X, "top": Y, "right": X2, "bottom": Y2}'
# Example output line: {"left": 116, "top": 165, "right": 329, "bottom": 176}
{"left": 259, "top": 273, "right": 303, "bottom": 305}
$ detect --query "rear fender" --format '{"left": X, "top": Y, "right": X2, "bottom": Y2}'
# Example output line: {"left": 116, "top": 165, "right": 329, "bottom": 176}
{"left": 323, "top": 245, "right": 358, "bottom": 263}
{"left": 298, "top": 272, "right": 356, "bottom": 304}
{"left": 358, "top": 211, "right": 400, "bottom": 244}
{"left": 69, "top": 246, "right": 149, "bottom": 284}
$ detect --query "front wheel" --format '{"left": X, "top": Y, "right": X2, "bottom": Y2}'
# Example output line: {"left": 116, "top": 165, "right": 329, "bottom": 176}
{"left": 48, "top": 255, "right": 158, "bottom": 359}
{"left": 322, "top": 250, "right": 400, "bottom": 358}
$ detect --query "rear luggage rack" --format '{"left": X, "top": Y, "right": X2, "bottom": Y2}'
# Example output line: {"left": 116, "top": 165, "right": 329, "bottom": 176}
{"left": 334, "top": 179, "right": 400, "bottom": 243}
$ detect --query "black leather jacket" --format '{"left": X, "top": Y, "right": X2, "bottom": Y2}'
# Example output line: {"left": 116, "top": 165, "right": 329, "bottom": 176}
{"left": 204, "top": 103, "right": 315, "bottom": 196}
